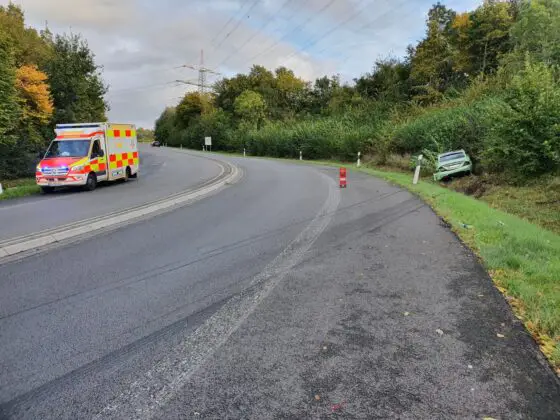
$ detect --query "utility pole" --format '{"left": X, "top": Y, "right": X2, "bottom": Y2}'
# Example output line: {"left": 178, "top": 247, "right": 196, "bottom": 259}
{"left": 177, "top": 49, "right": 220, "bottom": 94}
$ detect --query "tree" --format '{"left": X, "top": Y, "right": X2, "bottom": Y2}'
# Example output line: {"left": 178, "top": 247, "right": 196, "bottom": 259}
{"left": 0, "top": 31, "right": 23, "bottom": 178}
{"left": 234, "top": 90, "right": 266, "bottom": 128}
{"left": 410, "top": 3, "right": 458, "bottom": 102}
{"left": 137, "top": 127, "right": 154, "bottom": 143}
{"left": 506, "top": 0, "right": 560, "bottom": 69}
{"left": 154, "top": 107, "right": 177, "bottom": 144}
{"left": 0, "top": 4, "right": 52, "bottom": 67}
{"left": 355, "top": 58, "right": 412, "bottom": 102}
{"left": 176, "top": 92, "right": 213, "bottom": 128}
{"left": 43, "top": 33, "right": 107, "bottom": 123}
{"left": 15, "top": 64, "right": 53, "bottom": 124}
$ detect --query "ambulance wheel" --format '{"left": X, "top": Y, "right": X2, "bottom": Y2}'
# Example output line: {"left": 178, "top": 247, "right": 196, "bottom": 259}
{"left": 84, "top": 173, "right": 97, "bottom": 191}
{"left": 41, "top": 186, "right": 55, "bottom": 194}
{"left": 124, "top": 167, "right": 131, "bottom": 182}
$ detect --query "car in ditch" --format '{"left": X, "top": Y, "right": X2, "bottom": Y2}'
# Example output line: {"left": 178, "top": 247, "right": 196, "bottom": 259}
{"left": 433, "top": 150, "right": 472, "bottom": 182}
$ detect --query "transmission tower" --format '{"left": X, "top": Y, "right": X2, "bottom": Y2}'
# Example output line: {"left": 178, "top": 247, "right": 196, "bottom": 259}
{"left": 178, "top": 49, "right": 220, "bottom": 93}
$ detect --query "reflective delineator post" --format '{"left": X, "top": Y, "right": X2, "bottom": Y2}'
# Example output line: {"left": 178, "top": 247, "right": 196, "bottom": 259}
{"left": 243, "top": 148, "right": 246, "bottom": 157}
{"left": 413, "top": 154, "right": 423, "bottom": 185}
{"left": 357, "top": 151, "right": 361, "bottom": 167}
{"left": 299, "top": 150, "right": 303, "bottom": 161}
{"left": 339, "top": 167, "right": 347, "bottom": 188}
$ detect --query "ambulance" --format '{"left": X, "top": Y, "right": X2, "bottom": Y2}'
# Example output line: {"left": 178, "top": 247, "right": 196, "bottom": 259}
{"left": 36, "top": 123, "right": 139, "bottom": 193}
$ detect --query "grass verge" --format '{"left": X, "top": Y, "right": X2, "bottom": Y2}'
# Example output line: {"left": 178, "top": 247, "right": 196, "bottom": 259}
{"left": 0, "top": 178, "right": 40, "bottom": 201}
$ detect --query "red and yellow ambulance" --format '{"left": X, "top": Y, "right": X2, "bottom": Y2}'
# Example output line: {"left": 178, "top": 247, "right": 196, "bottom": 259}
{"left": 36, "top": 123, "right": 139, "bottom": 193}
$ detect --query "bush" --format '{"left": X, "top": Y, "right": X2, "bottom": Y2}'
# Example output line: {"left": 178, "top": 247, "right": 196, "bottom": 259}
{"left": 390, "top": 98, "right": 499, "bottom": 161}
{"left": 482, "top": 61, "right": 560, "bottom": 180}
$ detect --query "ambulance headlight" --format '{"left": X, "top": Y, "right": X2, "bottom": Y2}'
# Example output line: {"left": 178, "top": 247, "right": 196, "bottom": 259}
{"left": 70, "top": 165, "right": 84, "bottom": 173}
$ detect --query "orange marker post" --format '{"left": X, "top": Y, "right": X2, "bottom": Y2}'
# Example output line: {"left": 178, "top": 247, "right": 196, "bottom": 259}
{"left": 339, "top": 167, "right": 347, "bottom": 188}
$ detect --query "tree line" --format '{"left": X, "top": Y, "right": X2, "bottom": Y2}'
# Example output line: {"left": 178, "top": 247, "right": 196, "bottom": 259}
{"left": 155, "top": 0, "right": 560, "bottom": 182}
{"left": 0, "top": 4, "right": 107, "bottom": 179}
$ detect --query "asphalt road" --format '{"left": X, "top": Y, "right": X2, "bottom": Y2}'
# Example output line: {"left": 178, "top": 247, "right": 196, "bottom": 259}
{"left": 0, "top": 144, "right": 222, "bottom": 241}
{"left": 0, "top": 151, "right": 558, "bottom": 419}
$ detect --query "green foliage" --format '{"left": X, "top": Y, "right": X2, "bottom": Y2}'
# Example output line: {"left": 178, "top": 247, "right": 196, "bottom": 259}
{"left": 391, "top": 98, "right": 500, "bottom": 160}
{"left": 355, "top": 58, "right": 412, "bottom": 103}
{"left": 0, "top": 30, "right": 23, "bottom": 179}
{"left": 43, "top": 33, "right": 107, "bottom": 124}
{"left": 507, "top": 0, "right": 560, "bottom": 69}
{"left": 482, "top": 61, "right": 560, "bottom": 179}
{"left": 238, "top": 103, "right": 388, "bottom": 161}
{"left": 0, "top": 5, "right": 107, "bottom": 179}
{"left": 234, "top": 90, "right": 266, "bottom": 127}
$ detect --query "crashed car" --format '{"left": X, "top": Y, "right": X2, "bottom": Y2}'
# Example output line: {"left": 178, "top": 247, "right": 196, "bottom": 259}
{"left": 433, "top": 150, "right": 472, "bottom": 181}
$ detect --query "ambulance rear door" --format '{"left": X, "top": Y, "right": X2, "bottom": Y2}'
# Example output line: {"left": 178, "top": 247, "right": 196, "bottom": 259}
{"left": 105, "top": 124, "right": 139, "bottom": 181}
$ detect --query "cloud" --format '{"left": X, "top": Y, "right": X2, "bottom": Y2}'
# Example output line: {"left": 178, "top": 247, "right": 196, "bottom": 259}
{"left": 7, "top": 0, "right": 482, "bottom": 127}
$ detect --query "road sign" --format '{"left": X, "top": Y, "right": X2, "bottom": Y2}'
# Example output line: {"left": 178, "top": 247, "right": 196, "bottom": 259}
{"left": 205, "top": 136, "right": 212, "bottom": 146}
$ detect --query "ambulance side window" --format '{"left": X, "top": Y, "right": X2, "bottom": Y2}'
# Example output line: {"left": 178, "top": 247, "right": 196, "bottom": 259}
{"left": 91, "top": 140, "right": 101, "bottom": 158}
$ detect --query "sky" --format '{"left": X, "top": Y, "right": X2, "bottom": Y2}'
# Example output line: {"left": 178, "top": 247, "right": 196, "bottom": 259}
{"left": 7, "top": 0, "right": 481, "bottom": 128}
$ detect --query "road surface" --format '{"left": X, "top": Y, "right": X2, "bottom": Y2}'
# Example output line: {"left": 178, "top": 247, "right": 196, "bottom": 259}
{"left": 0, "top": 145, "right": 222, "bottom": 241}
{"left": 0, "top": 150, "right": 558, "bottom": 419}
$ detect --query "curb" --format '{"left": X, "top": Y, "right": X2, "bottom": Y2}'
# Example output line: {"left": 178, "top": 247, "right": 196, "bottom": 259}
{"left": 0, "top": 153, "right": 240, "bottom": 260}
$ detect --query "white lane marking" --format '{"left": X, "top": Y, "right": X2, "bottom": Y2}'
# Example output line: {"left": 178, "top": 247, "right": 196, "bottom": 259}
{"left": 94, "top": 173, "right": 341, "bottom": 420}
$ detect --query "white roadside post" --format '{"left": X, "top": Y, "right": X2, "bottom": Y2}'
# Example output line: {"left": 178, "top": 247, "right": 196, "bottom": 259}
{"left": 357, "top": 151, "right": 361, "bottom": 167}
{"left": 299, "top": 150, "right": 303, "bottom": 161}
{"left": 413, "top": 154, "right": 423, "bottom": 185}
{"left": 0, "top": 183, "right": 3, "bottom": 195}
{"left": 180, "top": 144, "right": 183, "bottom": 149}
{"left": 243, "top": 148, "right": 246, "bottom": 157}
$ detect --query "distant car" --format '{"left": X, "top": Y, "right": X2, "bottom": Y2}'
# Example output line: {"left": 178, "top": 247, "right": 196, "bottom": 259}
{"left": 151, "top": 141, "right": 161, "bottom": 147}
{"left": 433, "top": 150, "right": 472, "bottom": 181}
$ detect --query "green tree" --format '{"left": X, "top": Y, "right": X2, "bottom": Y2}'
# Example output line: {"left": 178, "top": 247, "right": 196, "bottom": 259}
{"left": 176, "top": 92, "right": 213, "bottom": 129}
{"left": 43, "top": 33, "right": 107, "bottom": 123}
{"left": 483, "top": 60, "right": 560, "bottom": 178}
{"left": 0, "top": 4, "right": 52, "bottom": 67}
{"left": 0, "top": 31, "right": 23, "bottom": 178}
{"left": 154, "top": 107, "right": 177, "bottom": 144}
{"left": 468, "top": 0, "right": 515, "bottom": 75}
{"left": 234, "top": 90, "right": 266, "bottom": 128}
{"left": 355, "top": 58, "right": 412, "bottom": 103}
{"left": 410, "top": 3, "right": 458, "bottom": 102}
{"left": 506, "top": 0, "right": 560, "bottom": 69}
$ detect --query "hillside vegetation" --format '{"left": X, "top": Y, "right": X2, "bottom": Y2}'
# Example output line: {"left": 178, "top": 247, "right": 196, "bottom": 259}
{"left": 156, "top": 0, "right": 560, "bottom": 184}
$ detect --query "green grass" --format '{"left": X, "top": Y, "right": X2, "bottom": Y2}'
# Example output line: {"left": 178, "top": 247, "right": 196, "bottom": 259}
{"left": 0, "top": 178, "right": 40, "bottom": 200}
{"left": 205, "top": 148, "right": 560, "bottom": 372}
{"left": 478, "top": 181, "right": 560, "bottom": 235}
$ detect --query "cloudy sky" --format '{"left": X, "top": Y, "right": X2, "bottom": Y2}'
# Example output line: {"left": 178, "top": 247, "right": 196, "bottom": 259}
{"left": 8, "top": 0, "right": 481, "bottom": 128}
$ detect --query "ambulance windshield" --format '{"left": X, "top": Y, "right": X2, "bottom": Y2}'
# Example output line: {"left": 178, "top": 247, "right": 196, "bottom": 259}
{"left": 45, "top": 140, "right": 91, "bottom": 158}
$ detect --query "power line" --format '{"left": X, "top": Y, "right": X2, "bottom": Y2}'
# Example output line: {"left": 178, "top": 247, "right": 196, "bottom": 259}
{"left": 210, "top": 0, "right": 254, "bottom": 46}
{"left": 283, "top": 0, "right": 373, "bottom": 61}
{"left": 214, "top": 0, "right": 261, "bottom": 51}
{"left": 248, "top": 0, "right": 338, "bottom": 63}
{"left": 215, "top": 0, "right": 294, "bottom": 69}
{"left": 316, "top": 0, "right": 408, "bottom": 55}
